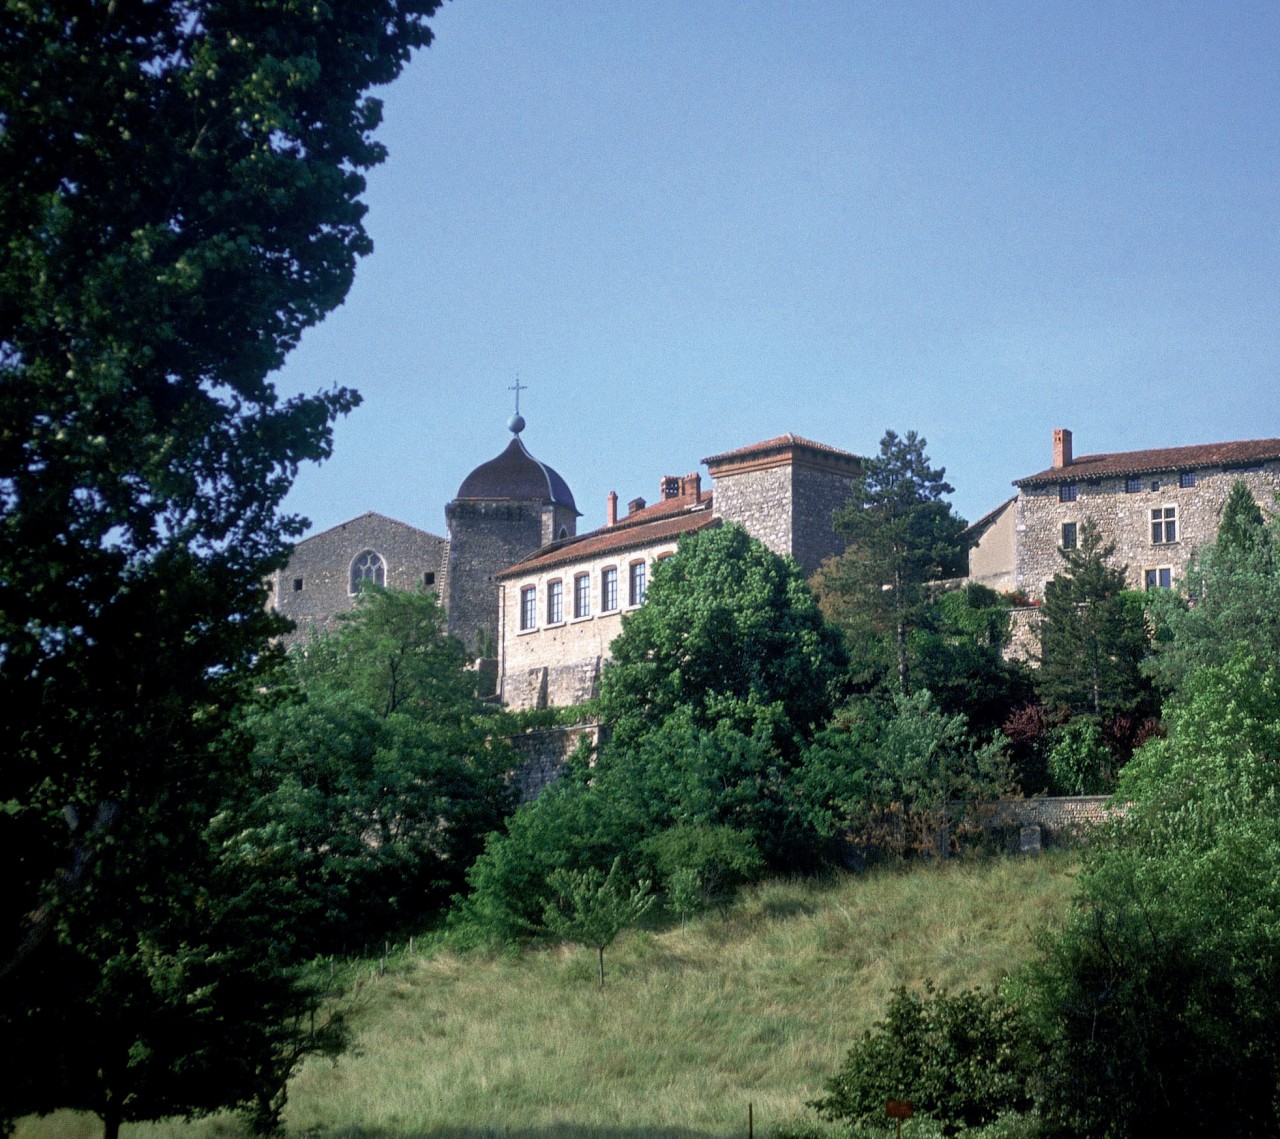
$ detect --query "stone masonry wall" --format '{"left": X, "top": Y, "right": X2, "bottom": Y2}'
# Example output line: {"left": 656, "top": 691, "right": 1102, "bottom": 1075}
{"left": 446, "top": 499, "right": 548, "bottom": 658}
{"left": 272, "top": 513, "right": 447, "bottom": 645}
{"left": 1016, "top": 461, "right": 1280, "bottom": 600}
{"left": 712, "top": 464, "right": 794, "bottom": 562}
{"left": 790, "top": 460, "right": 857, "bottom": 574}
{"left": 502, "top": 722, "right": 602, "bottom": 800}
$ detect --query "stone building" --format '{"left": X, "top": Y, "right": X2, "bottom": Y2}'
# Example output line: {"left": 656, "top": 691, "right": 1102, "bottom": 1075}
{"left": 269, "top": 511, "right": 449, "bottom": 643}
{"left": 971, "top": 428, "right": 1280, "bottom": 600}
{"left": 444, "top": 414, "right": 578, "bottom": 657}
{"left": 496, "top": 435, "right": 861, "bottom": 709}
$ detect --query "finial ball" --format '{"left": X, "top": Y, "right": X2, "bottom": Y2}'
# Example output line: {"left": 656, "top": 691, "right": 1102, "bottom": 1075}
{"left": 508, "top": 413, "right": 526, "bottom": 435}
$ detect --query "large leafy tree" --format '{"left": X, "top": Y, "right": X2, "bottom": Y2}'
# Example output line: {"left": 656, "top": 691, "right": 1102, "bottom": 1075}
{"left": 814, "top": 429, "right": 967, "bottom": 694}
{"left": 0, "top": 2, "right": 440, "bottom": 1134}
{"left": 1035, "top": 521, "right": 1152, "bottom": 719}
{"left": 1033, "top": 655, "right": 1280, "bottom": 1137}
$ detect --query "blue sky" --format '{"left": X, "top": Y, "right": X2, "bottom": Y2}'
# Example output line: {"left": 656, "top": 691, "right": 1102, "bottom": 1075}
{"left": 278, "top": 1, "right": 1280, "bottom": 539}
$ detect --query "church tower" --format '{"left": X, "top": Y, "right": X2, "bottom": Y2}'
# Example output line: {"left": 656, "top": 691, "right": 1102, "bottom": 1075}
{"left": 445, "top": 412, "right": 578, "bottom": 658}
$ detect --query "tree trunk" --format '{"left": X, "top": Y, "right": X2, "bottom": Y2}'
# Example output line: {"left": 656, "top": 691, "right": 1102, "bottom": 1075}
{"left": 597, "top": 945, "right": 606, "bottom": 989}
{"left": 101, "top": 1111, "right": 121, "bottom": 1139}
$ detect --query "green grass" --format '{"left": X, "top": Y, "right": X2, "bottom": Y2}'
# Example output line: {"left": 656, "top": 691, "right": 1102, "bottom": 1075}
{"left": 18, "top": 853, "right": 1077, "bottom": 1139}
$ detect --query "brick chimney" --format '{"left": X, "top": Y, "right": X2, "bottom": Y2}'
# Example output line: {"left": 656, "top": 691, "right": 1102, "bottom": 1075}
{"left": 628, "top": 496, "right": 646, "bottom": 515}
{"left": 606, "top": 490, "right": 618, "bottom": 526}
{"left": 660, "top": 476, "right": 680, "bottom": 500}
{"left": 680, "top": 472, "right": 702, "bottom": 501}
{"left": 1053, "top": 428, "right": 1073, "bottom": 469}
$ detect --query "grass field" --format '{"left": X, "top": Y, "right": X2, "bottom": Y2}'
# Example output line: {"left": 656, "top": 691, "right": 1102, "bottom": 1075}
{"left": 18, "top": 853, "right": 1077, "bottom": 1139}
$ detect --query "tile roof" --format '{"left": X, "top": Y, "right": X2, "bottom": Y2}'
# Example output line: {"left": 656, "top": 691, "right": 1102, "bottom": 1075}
{"left": 702, "top": 433, "right": 859, "bottom": 466}
{"left": 1016, "top": 438, "right": 1280, "bottom": 487}
{"left": 497, "top": 492, "right": 717, "bottom": 578}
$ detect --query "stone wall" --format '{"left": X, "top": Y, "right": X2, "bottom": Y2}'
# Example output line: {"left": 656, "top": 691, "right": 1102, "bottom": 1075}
{"left": 1016, "top": 461, "right": 1280, "bottom": 600}
{"left": 713, "top": 464, "right": 794, "bottom": 563}
{"left": 502, "top": 722, "right": 602, "bottom": 800}
{"left": 791, "top": 460, "right": 858, "bottom": 573}
{"left": 446, "top": 499, "right": 551, "bottom": 658}
{"left": 957, "top": 796, "right": 1125, "bottom": 846}
{"left": 271, "top": 512, "right": 448, "bottom": 645}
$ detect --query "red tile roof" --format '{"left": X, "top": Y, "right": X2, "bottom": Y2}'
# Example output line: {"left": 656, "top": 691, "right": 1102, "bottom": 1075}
{"left": 1016, "top": 438, "right": 1280, "bottom": 487}
{"left": 497, "top": 493, "right": 717, "bottom": 578}
{"left": 702, "top": 433, "right": 860, "bottom": 466}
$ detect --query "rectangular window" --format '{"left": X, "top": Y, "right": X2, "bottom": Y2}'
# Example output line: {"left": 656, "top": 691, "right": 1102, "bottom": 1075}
{"left": 1125, "top": 476, "right": 1142, "bottom": 493}
{"left": 520, "top": 586, "right": 536, "bottom": 631}
{"left": 1059, "top": 483, "right": 1078, "bottom": 503}
{"left": 1145, "top": 567, "right": 1172, "bottom": 590}
{"left": 1151, "top": 506, "right": 1177, "bottom": 544}
{"left": 1179, "top": 471, "right": 1197, "bottom": 488}
{"left": 1061, "top": 522, "right": 1077, "bottom": 550}
{"left": 423, "top": 571, "right": 435, "bottom": 586}
{"left": 292, "top": 577, "right": 304, "bottom": 592}
{"left": 601, "top": 566, "right": 618, "bottom": 611}
{"left": 629, "top": 560, "right": 646, "bottom": 606}
{"left": 547, "top": 579, "right": 564, "bottom": 624}
{"left": 574, "top": 573, "right": 591, "bottom": 618}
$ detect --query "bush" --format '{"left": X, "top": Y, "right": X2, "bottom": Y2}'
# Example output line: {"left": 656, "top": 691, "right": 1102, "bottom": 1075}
{"left": 640, "top": 823, "right": 765, "bottom": 919}
{"left": 810, "top": 983, "right": 1035, "bottom": 1136}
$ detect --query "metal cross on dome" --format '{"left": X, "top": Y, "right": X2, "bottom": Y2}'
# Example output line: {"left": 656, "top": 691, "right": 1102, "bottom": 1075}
{"left": 509, "top": 376, "right": 527, "bottom": 415}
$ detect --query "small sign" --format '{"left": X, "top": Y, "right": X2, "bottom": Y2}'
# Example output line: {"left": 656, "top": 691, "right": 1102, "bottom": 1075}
{"left": 886, "top": 1099, "right": 914, "bottom": 1119}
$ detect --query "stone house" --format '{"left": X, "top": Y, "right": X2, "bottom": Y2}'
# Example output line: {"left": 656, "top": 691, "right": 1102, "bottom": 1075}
{"left": 970, "top": 428, "right": 1280, "bottom": 600}
{"left": 496, "top": 434, "right": 861, "bottom": 709}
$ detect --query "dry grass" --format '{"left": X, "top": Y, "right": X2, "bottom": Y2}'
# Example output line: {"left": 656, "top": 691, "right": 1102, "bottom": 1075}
{"left": 18, "top": 853, "right": 1077, "bottom": 1139}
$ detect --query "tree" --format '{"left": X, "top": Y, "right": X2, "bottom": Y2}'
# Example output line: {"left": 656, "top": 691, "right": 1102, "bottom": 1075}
{"left": 1145, "top": 480, "right": 1280, "bottom": 695}
{"left": 1032, "top": 655, "right": 1280, "bottom": 1137}
{"left": 0, "top": 3, "right": 440, "bottom": 1133}
{"left": 241, "top": 589, "right": 514, "bottom": 954}
{"left": 1036, "top": 521, "right": 1151, "bottom": 719}
{"left": 541, "top": 858, "right": 655, "bottom": 989}
{"left": 814, "top": 430, "right": 968, "bottom": 694}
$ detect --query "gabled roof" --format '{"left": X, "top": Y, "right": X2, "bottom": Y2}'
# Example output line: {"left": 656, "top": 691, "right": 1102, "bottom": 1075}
{"left": 1015, "top": 438, "right": 1280, "bottom": 487}
{"left": 962, "top": 497, "right": 1016, "bottom": 539}
{"left": 292, "top": 511, "right": 443, "bottom": 548}
{"left": 497, "top": 492, "right": 716, "bottom": 579}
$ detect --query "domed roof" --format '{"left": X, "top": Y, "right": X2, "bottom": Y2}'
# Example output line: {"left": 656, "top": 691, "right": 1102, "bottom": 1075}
{"left": 455, "top": 429, "right": 578, "bottom": 513}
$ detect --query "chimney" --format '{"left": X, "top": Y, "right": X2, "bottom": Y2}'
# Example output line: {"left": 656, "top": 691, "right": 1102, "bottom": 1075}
{"left": 661, "top": 476, "right": 680, "bottom": 500}
{"left": 680, "top": 472, "right": 702, "bottom": 501}
{"left": 628, "top": 496, "right": 646, "bottom": 515}
{"left": 606, "top": 490, "right": 618, "bottom": 526}
{"left": 1053, "top": 428, "right": 1073, "bottom": 469}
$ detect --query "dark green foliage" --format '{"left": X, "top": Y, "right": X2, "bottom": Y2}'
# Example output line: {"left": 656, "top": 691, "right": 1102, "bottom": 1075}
{"left": 1044, "top": 719, "right": 1112, "bottom": 795}
{"left": 1036, "top": 522, "right": 1152, "bottom": 719}
{"left": 910, "top": 585, "right": 1035, "bottom": 738}
{"left": 1031, "top": 655, "right": 1280, "bottom": 1137}
{"left": 1145, "top": 480, "right": 1280, "bottom": 694}
{"left": 811, "top": 983, "right": 1034, "bottom": 1136}
{"left": 541, "top": 857, "right": 655, "bottom": 988}
{"left": 640, "top": 823, "right": 765, "bottom": 919}
{"left": 803, "top": 691, "right": 1013, "bottom": 859}
{"left": 815, "top": 430, "right": 968, "bottom": 694}
{"left": 600, "top": 523, "right": 848, "bottom": 758}
{"left": 0, "top": 2, "right": 438, "bottom": 1133}
{"left": 457, "top": 527, "right": 848, "bottom": 942}
{"left": 242, "top": 589, "right": 514, "bottom": 954}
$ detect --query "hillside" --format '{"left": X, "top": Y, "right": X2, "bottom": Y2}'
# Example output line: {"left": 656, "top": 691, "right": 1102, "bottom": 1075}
{"left": 20, "top": 854, "right": 1076, "bottom": 1139}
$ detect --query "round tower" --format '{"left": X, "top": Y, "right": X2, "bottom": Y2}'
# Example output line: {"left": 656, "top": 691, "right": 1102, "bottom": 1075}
{"left": 445, "top": 416, "right": 578, "bottom": 658}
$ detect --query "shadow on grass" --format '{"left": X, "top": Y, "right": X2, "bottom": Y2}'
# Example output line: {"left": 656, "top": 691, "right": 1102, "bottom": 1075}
{"left": 318, "top": 1128, "right": 718, "bottom": 1139}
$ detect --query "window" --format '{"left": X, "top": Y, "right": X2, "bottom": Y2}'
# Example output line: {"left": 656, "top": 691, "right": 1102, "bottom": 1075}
{"left": 1150, "top": 480, "right": 1161, "bottom": 492}
{"left": 1179, "top": 471, "right": 1197, "bottom": 488}
{"left": 601, "top": 566, "right": 618, "bottom": 612}
{"left": 1125, "top": 476, "right": 1142, "bottom": 494}
{"left": 1061, "top": 522, "right": 1077, "bottom": 550}
{"left": 629, "top": 560, "right": 646, "bottom": 606}
{"left": 520, "top": 586, "right": 536, "bottom": 631}
{"left": 350, "top": 549, "right": 385, "bottom": 594}
{"left": 424, "top": 571, "right": 435, "bottom": 586}
{"left": 1059, "top": 483, "right": 1078, "bottom": 503}
{"left": 1145, "top": 567, "right": 1173, "bottom": 590}
{"left": 1151, "top": 506, "right": 1177, "bottom": 544}
{"left": 573, "top": 573, "right": 591, "bottom": 618}
{"left": 546, "top": 579, "right": 564, "bottom": 624}
{"left": 292, "top": 577, "right": 303, "bottom": 592}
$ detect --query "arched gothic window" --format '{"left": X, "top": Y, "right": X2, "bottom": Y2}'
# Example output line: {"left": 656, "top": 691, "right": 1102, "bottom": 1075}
{"left": 350, "top": 549, "right": 386, "bottom": 594}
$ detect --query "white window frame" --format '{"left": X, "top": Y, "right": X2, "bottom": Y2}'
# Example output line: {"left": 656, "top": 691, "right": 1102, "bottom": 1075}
{"left": 1151, "top": 505, "right": 1178, "bottom": 545}
{"left": 546, "top": 578, "right": 564, "bottom": 625}
{"left": 1144, "top": 566, "right": 1173, "bottom": 590}
{"left": 349, "top": 549, "right": 386, "bottom": 595}
{"left": 601, "top": 565, "right": 619, "bottom": 612}
{"left": 573, "top": 572, "right": 591, "bottom": 619}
